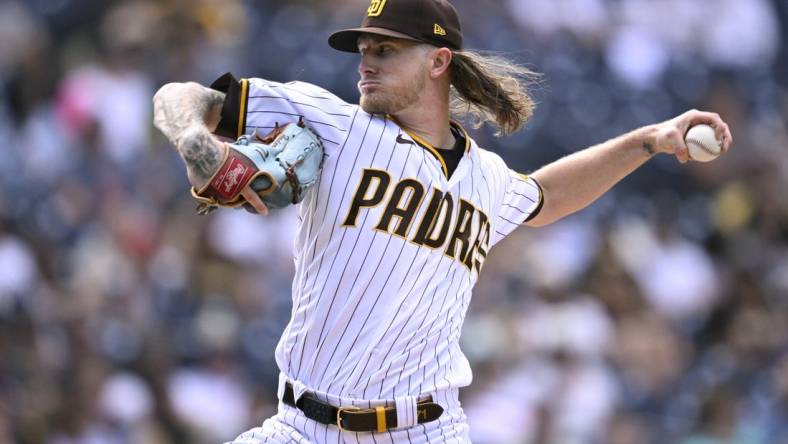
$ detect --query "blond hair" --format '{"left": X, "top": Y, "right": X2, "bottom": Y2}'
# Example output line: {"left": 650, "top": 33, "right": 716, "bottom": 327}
{"left": 449, "top": 50, "right": 540, "bottom": 137}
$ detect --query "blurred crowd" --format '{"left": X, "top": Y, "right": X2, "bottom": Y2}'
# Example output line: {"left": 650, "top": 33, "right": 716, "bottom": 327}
{"left": 0, "top": 0, "right": 786, "bottom": 443}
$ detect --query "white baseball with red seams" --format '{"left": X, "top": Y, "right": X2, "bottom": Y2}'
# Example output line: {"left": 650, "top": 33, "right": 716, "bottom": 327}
{"left": 685, "top": 124, "right": 722, "bottom": 162}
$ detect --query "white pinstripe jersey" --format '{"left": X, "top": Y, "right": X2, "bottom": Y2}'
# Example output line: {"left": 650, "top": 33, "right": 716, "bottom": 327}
{"left": 225, "top": 76, "right": 542, "bottom": 400}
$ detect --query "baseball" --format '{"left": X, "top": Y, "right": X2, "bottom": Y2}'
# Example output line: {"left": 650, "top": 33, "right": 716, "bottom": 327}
{"left": 685, "top": 124, "right": 722, "bottom": 162}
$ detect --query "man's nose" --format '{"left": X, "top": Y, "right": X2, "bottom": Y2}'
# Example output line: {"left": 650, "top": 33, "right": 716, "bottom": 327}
{"left": 358, "top": 54, "right": 376, "bottom": 76}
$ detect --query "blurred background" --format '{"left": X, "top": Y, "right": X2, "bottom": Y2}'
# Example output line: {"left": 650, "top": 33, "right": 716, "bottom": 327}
{"left": 0, "top": 0, "right": 786, "bottom": 443}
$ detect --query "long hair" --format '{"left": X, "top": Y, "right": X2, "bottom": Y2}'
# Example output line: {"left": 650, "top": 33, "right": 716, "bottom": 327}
{"left": 449, "top": 50, "right": 540, "bottom": 137}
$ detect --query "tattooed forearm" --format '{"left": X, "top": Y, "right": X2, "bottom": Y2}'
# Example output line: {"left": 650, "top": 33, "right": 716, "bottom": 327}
{"left": 152, "top": 82, "right": 226, "bottom": 186}
{"left": 152, "top": 82, "right": 225, "bottom": 146}
{"left": 179, "top": 126, "right": 223, "bottom": 181}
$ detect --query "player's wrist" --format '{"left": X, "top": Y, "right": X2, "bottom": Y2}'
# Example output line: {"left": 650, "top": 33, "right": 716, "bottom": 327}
{"left": 178, "top": 126, "right": 226, "bottom": 187}
{"left": 636, "top": 124, "right": 661, "bottom": 158}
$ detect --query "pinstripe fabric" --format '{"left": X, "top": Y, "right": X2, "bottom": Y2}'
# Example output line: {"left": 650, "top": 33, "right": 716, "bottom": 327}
{"left": 228, "top": 78, "right": 539, "bottom": 442}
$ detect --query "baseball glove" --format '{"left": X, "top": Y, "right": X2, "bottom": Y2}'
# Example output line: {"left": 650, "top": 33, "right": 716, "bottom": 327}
{"left": 190, "top": 118, "right": 324, "bottom": 215}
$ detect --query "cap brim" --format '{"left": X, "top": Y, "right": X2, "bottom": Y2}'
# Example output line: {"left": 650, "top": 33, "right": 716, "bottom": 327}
{"left": 328, "top": 27, "right": 422, "bottom": 53}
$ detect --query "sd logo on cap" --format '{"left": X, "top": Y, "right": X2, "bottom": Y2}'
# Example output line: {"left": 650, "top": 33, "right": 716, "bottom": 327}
{"left": 367, "top": 0, "right": 387, "bottom": 17}
{"left": 329, "top": 0, "right": 463, "bottom": 53}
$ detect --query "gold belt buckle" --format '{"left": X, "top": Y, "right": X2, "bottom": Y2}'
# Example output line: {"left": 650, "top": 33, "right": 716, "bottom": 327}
{"left": 336, "top": 405, "right": 361, "bottom": 432}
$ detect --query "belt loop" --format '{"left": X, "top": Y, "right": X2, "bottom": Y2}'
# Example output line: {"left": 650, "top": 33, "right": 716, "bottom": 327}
{"left": 279, "top": 374, "right": 309, "bottom": 405}
{"left": 292, "top": 380, "right": 308, "bottom": 404}
{"left": 394, "top": 395, "right": 418, "bottom": 429}
{"left": 277, "top": 373, "right": 287, "bottom": 401}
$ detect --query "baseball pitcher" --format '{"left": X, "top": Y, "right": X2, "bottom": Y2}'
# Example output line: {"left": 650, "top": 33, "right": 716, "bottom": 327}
{"left": 152, "top": 0, "right": 733, "bottom": 442}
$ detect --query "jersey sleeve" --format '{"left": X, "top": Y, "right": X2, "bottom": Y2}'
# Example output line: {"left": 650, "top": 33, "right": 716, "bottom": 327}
{"left": 489, "top": 169, "right": 544, "bottom": 247}
{"left": 210, "top": 72, "right": 357, "bottom": 156}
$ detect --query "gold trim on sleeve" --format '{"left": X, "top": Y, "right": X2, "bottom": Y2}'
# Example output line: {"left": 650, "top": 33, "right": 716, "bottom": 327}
{"left": 237, "top": 78, "right": 249, "bottom": 138}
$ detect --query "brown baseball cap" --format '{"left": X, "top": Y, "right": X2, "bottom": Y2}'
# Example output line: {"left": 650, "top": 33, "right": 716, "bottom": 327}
{"left": 328, "top": 0, "right": 463, "bottom": 53}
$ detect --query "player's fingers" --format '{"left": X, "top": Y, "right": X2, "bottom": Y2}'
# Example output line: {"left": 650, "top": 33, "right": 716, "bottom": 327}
{"left": 686, "top": 110, "right": 732, "bottom": 140}
{"left": 684, "top": 109, "right": 724, "bottom": 129}
{"left": 681, "top": 109, "right": 734, "bottom": 154}
{"left": 241, "top": 186, "right": 269, "bottom": 216}
{"left": 718, "top": 124, "right": 733, "bottom": 153}
{"left": 670, "top": 131, "right": 690, "bottom": 163}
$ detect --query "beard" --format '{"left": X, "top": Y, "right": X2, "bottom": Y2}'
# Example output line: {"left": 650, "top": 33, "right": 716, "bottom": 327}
{"left": 359, "top": 70, "right": 427, "bottom": 115}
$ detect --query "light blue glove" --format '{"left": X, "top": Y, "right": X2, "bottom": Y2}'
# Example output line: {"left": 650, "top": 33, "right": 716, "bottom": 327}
{"left": 191, "top": 119, "right": 324, "bottom": 215}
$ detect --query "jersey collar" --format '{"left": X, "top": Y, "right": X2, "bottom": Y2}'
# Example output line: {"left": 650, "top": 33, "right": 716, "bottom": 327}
{"left": 390, "top": 117, "right": 471, "bottom": 178}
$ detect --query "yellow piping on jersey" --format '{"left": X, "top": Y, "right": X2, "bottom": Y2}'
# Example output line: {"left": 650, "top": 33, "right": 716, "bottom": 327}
{"left": 237, "top": 78, "right": 249, "bottom": 138}
{"left": 517, "top": 174, "right": 544, "bottom": 225}
{"left": 401, "top": 129, "right": 450, "bottom": 177}
{"left": 389, "top": 116, "right": 471, "bottom": 179}
{"left": 450, "top": 120, "right": 471, "bottom": 154}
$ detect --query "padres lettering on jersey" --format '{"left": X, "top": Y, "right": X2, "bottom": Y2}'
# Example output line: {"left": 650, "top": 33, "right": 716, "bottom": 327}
{"left": 342, "top": 170, "right": 491, "bottom": 273}
{"left": 212, "top": 73, "right": 542, "bottom": 400}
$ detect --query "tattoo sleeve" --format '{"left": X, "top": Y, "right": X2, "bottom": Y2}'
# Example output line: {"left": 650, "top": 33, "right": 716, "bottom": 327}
{"left": 152, "top": 82, "right": 227, "bottom": 184}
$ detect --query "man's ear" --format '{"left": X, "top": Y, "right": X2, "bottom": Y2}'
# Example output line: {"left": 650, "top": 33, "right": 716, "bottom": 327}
{"left": 429, "top": 47, "right": 453, "bottom": 79}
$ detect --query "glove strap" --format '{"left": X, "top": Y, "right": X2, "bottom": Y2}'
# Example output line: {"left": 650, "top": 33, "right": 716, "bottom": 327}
{"left": 191, "top": 143, "right": 259, "bottom": 206}
{"left": 205, "top": 143, "right": 258, "bottom": 201}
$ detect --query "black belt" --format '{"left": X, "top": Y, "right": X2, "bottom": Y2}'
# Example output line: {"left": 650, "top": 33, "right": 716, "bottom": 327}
{"left": 282, "top": 382, "right": 444, "bottom": 432}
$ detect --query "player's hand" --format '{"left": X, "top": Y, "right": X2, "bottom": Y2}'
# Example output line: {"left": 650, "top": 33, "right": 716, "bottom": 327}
{"left": 190, "top": 121, "right": 324, "bottom": 216}
{"left": 647, "top": 109, "right": 733, "bottom": 163}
